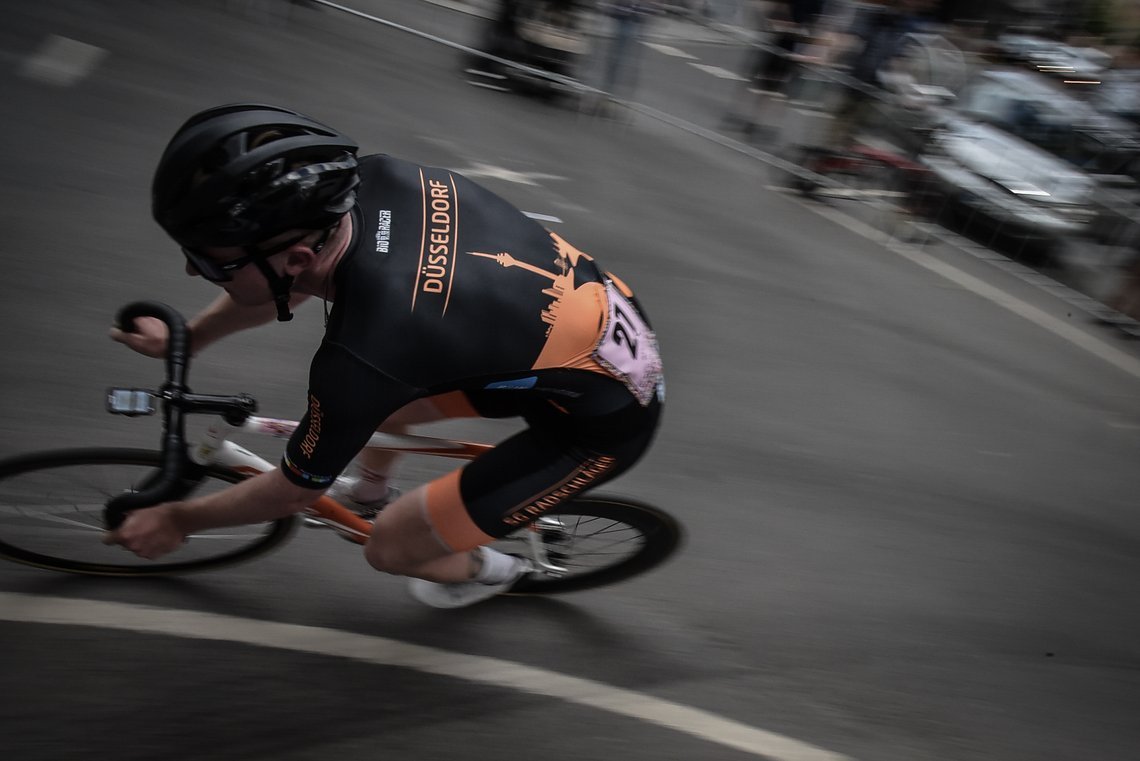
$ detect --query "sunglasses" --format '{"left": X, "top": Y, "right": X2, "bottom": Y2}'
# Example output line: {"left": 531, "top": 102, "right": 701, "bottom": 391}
{"left": 181, "top": 227, "right": 334, "bottom": 283}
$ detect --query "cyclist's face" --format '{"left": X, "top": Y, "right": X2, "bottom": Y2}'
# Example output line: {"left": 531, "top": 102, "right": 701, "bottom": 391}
{"left": 184, "top": 230, "right": 307, "bottom": 303}
{"left": 182, "top": 246, "right": 256, "bottom": 282}
{"left": 184, "top": 244, "right": 283, "bottom": 305}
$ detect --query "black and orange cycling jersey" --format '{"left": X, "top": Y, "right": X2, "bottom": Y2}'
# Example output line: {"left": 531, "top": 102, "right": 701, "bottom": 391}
{"left": 280, "top": 155, "right": 663, "bottom": 546}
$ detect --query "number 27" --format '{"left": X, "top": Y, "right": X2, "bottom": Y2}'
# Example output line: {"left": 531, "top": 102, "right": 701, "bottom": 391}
{"left": 612, "top": 304, "right": 639, "bottom": 358}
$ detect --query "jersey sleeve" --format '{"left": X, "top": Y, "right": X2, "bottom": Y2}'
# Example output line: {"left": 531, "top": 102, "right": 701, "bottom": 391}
{"left": 281, "top": 341, "right": 421, "bottom": 489}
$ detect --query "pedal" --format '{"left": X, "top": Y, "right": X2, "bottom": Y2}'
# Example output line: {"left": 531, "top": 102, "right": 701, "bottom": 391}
{"left": 536, "top": 515, "right": 569, "bottom": 542}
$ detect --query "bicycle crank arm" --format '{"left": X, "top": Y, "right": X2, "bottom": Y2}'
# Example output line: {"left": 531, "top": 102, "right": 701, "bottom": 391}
{"left": 526, "top": 517, "right": 568, "bottom": 577}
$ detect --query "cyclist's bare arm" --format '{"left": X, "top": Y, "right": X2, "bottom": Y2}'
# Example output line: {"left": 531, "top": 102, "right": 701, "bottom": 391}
{"left": 176, "top": 468, "right": 317, "bottom": 531}
{"left": 189, "top": 291, "right": 311, "bottom": 353}
{"left": 110, "top": 291, "right": 311, "bottom": 357}
{"left": 105, "top": 468, "right": 320, "bottom": 559}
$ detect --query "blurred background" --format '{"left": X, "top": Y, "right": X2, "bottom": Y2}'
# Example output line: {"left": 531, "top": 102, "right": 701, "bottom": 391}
{"left": 1, "top": 2, "right": 1139, "bottom": 761}
{"left": 456, "top": 0, "right": 1140, "bottom": 333}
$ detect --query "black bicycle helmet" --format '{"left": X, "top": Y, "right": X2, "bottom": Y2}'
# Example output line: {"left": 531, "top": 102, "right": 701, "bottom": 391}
{"left": 152, "top": 103, "right": 360, "bottom": 248}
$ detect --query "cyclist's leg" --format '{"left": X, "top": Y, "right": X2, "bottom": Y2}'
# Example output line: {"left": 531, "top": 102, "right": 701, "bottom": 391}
{"left": 364, "top": 393, "right": 661, "bottom": 583}
{"left": 348, "top": 391, "right": 480, "bottom": 501}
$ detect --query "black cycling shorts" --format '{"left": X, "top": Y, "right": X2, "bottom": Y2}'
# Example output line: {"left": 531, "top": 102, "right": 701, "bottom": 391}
{"left": 422, "top": 375, "right": 663, "bottom": 550}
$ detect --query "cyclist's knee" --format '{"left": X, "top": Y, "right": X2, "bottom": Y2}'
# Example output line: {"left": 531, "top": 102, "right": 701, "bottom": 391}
{"left": 363, "top": 528, "right": 442, "bottom": 576}
{"left": 363, "top": 535, "right": 410, "bottom": 575}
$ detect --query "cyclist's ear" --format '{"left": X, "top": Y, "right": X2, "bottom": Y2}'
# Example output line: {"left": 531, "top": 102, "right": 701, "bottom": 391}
{"left": 282, "top": 246, "right": 316, "bottom": 276}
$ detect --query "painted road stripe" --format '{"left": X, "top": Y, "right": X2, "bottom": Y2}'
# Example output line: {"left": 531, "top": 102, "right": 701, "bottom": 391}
{"left": 522, "top": 211, "right": 564, "bottom": 224}
{"left": 688, "top": 63, "right": 747, "bottom": 80}
{"left": 455, "top": 162, "right": 566, "bottom": 187}
{"left": 643, "top": 42, "right": 699, "bottom": 59}
{"left": 0, "top": 592, "right": 851, "bottom": 761}
{"left": 20, "top": 34, "right": 106, "bottom": 86}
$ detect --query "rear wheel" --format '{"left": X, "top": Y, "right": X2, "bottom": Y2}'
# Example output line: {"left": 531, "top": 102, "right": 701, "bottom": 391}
{"left": 492, "top": 495, "right": 682, "bottom": 595}
{"left": 0, "top": 448, "right": 298, "bottom": 576}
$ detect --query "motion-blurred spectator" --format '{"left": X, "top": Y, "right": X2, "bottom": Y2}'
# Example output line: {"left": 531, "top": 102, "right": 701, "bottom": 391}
{"left": 721, "top": 0, "right": 825, "bottom": 140}
{"left": 600, "top": 0, "right": 658, "bottom": 98}
{"left": 809, "top": 0, "right": 929, "bottom": 158}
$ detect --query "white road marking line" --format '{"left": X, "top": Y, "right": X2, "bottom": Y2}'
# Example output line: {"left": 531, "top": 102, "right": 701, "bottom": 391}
{"left": 807, "top": 188, "right": 909, "bottom": 200}
{"left": 20, "top": 34, "right": 106, "bottom": 86}
{"left": 643, "top": 42, "right": 698, "bottom": 60}
{"left": 466, "top": 80, "right": 510, "bottom": 92}
{"left": 688, "top": 63, "right": 747, "bottom": 81}
{"left": 766, "top": 185, "right": 906, "bottom": 201}
{"left": 807, "top": 204, "right": 1140, "bottom": 382}
{"left": 792, "top": 108, "right": 834, "bottom": 118}
{"left": 465, "top": 67, "right": 507, "bottom": 80}
{"left": 422, "top": 0, "right": 482, "bottom": 12}
{"left": 0, "top": 592, "right": 851, "bottom": 761}
{"left": 522, "top": 212, "right": 563, "bottom": 223}
{"left": 454, "top": 162, "right": 566, "bottom": 187}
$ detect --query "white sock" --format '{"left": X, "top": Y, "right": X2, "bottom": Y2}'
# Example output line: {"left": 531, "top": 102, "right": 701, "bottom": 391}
{"left": 349, "top": 467, "right": 390, "bottom": 503}
{"left": 473, "top": 547, "right": 521, "bottom": 584}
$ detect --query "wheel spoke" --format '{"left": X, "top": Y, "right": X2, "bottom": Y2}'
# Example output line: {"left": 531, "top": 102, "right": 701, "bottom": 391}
{"left": 497, "top": 496, "right": 680, "bottom": 594}
{"left": 0, "top": 450, "right": 295, "bottom": 576}
{"left": 3, "top": 512, "right": 106, "bottom": 532}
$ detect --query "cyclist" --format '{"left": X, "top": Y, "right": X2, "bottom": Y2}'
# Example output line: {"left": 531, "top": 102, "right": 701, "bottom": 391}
{"left": 105, "top": 104, "right": 665, "bottom": 607}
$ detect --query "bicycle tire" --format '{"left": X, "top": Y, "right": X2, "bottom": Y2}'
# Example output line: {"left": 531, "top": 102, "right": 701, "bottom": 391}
{"left": 0, "top": 448, "right": 298, "bottom": 577}
{"left": 498, "top": 494, "right": 682, "bottom": 595}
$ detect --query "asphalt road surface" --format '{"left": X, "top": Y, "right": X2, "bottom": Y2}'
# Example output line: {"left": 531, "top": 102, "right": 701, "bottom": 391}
{"left": 1, "top": 2, "right": 1139, "bottom": 761}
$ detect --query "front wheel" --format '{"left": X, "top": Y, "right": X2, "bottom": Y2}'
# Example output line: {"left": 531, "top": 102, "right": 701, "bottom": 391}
{"left": 494, "top": 495, "right": 683, "bottom": 595}
{"left": 0, "top": 448, "right": 298, "bottom": 576}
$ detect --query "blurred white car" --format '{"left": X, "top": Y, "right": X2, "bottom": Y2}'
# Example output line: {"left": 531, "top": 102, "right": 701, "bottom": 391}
{"left": 954, "top": 69, "right": 1140, "bottom": 245}
{"left": 918, "top": 116, "right": 1096, "bottom": 250}
{"left": 997, "top": 34, "right": 1107, "bottom": 83}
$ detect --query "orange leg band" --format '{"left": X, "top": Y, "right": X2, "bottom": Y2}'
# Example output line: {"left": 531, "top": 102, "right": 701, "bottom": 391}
{"left": 424, "top": 469, "right": 495, "bottom": 552}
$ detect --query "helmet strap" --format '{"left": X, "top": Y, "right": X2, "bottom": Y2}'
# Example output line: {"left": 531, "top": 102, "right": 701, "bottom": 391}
{"left": 250, "top": 251, "right": 295, "bottom": 322}
{"left": 244, "top": 224, "right": 335, "bottom": 323}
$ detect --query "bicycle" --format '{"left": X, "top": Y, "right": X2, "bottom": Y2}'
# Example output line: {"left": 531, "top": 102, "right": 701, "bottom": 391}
{"left": 791, "top": 142, "right": 930, "bottom": 211}
{"left": 0, "top": 302, "right": 682, "bottom": 596}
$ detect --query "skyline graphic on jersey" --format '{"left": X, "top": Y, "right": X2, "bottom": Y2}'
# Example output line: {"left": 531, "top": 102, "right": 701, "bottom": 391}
{"left": 466, "top": 250, "right": 570, "bottom": 329}
{"left": 467, "top": 232, "right": 597, "bottom": 331}
{"left": 467, "top": 232, "right": 607, "bottom": 372}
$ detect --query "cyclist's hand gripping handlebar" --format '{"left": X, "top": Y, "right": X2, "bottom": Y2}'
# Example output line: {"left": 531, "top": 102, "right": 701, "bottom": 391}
{"left": 104, "top": 302, "right": 193, "bottom": 529}
{"left": 103, "top": 301, "right": 256, "bottom": 529}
